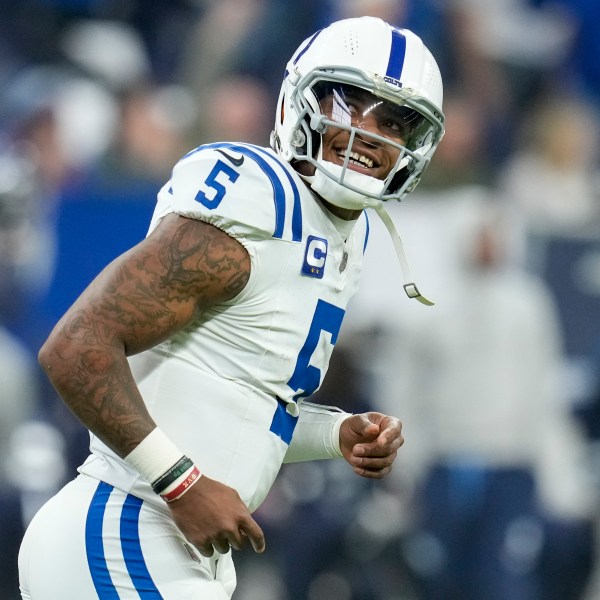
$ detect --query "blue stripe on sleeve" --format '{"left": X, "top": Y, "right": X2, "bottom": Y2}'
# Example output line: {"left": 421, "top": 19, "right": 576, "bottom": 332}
{"left": 363, "top": 211, "right": 370, "bottom": 254}
{"left": 251, "top": 145, "right": 303, "bottom": 242}
{"left": 386, "top": 28, "right": 407, "bottom": 81}
{"left": 85, "top": 482, "right": 119, "bottom": 599}
{"left": 120, "top": 494, "right": 163, "bottom": 598}
{"left": 193, "top": 142, "right": 302, "bottom": 241}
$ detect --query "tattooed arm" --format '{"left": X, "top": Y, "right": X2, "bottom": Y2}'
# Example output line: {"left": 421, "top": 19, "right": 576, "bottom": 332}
{"left": 39, "top": 214, "right": 265, "bottom": 556}
{"left": 39, "top": 213, "right": 250, "bottom": 455}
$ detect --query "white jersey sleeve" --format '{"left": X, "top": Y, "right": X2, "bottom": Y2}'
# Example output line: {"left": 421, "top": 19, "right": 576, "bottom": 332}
{"left": 154, "top": 142, "right": 302, "bottom": 246}
{"left": 283, "top": 402, "right": 351, "bottom": 463}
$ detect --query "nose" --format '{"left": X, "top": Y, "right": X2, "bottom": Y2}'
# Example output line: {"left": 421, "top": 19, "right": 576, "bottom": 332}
{"left": 352, "top": 111, "right": 388, "bottom": 145}
{"left": 354, "top": 128, "right": 381, "bottom": 148}
{"left": 352, "top": 111, "right": 379, "bottom": 132}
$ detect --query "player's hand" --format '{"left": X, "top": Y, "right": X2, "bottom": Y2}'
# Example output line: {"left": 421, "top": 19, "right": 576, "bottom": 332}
{"left": 166, "top": 475, "right": 265, "bottom": 557}
{"left": 339, "top": 412, "right": 403, "bottom": 479}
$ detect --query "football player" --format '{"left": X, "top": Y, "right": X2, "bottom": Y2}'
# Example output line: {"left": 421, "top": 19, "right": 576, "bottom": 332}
{"left": 19, "top": 16, "right": 444, "bottom": 599}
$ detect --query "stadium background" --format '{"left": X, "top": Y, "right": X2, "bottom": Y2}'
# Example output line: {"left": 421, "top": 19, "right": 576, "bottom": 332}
{"left": 0, "top": 0, "right": 599, "bottom": 598}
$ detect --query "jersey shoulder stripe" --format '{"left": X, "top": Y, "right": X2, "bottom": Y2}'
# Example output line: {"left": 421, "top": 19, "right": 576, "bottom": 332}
{"left": 247, "top": 144, "right": 303, "bottom": 243}
{"left": 184, "top": 142, "right": 303, "bottom": 242}
{"left": 362, "top": 210, "right": 370, "bottom": 254}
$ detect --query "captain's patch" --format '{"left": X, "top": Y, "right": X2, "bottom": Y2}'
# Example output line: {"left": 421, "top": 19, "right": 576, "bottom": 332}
{"left": 302, "top": 236, "right": 328, "bottom": 278}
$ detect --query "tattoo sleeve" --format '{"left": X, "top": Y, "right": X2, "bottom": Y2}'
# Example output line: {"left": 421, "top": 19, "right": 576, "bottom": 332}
{"left": 39, "top": 214, "right": 250, "bottom": 456}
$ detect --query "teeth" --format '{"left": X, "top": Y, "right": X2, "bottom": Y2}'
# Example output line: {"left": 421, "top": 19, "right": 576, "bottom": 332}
{"left": 340, "top": 150, "right": 374, "bottom": 169}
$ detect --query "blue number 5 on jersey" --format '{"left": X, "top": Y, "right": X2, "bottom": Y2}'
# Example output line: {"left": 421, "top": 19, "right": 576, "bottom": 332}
{"left": 195, "top": 159, "right": 240, "bottom": 208}
{"left": 287, "top": 299, "right": 345, "bottom": 400}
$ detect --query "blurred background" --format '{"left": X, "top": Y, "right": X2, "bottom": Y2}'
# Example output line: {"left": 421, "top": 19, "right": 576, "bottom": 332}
{"left": 0, "top": 0, "right": 599, "bottom": 598}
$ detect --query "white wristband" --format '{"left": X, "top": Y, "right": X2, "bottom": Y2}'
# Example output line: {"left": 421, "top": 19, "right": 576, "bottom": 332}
{"left": 330, "top": 412, "right": 348, "bottom": 458}
{"left": 283, "top": 402, "right": 352, "bottom": 463}
{"left": 124, "top": 428, "right": 184, "bottom": 484}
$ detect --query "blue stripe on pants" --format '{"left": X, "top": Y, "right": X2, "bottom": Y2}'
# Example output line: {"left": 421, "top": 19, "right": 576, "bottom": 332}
{"left": 120, "top": 493, "right": 163, "bottom": 597}
{"left": 85, "top": 482, "right": 119, "bottom": 599}
{"left": 86, "top": 481, "right": 164, "bottom": 598}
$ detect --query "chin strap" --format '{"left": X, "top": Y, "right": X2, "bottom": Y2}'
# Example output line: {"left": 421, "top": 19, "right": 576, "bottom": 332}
{"left": 374, "top": 204, "right": 435, "bottom": 306}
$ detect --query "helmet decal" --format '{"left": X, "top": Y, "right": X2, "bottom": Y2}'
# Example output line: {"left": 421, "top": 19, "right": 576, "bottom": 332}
{"left": 385, "top": 28, "right": 407, "bottom": 83}
{"left": 292, "top": 29, "right": 323, "bottom": 67}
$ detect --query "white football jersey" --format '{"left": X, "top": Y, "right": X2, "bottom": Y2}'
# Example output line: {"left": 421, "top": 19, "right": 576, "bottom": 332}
{"left": 80, "top": 143, "right": 370, "bottom": 512}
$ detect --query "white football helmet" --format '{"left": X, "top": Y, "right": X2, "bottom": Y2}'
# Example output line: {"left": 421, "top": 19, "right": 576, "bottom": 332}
{"left": 271, "top": 16, "right": 445, "bottom": 211}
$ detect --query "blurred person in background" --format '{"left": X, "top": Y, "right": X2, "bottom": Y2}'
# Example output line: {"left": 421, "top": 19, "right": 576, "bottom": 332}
{"left": 371, "top": 198, "right": 596, "bottom": 600}
{"left": 499, "top": 94, "right": 600, "bottom": 238}
{"left": 495, "top": 88, "right": 600, "bottom": 600}
{"left": 497, "top": 96, "right": 600, "bottom": 471}
{"left": 0, "top": 144, "right": 51, "bottom": 326}
{"left": 177, "top": 0, "right": 279, "bottom": 139}
{"left": 199, "top": 75, "right": 272, "bottom": 146}
{"left": 0, "top": 421, "right": 68, "bottom": 600}
{"left": 443, "top": 0, "right": 576, "bottom": 164}
{"left": 0, "top": 63, "right": 123, "bottom": 356}
{"left": 0, "top": 145, "right": 50, "bottom": 599}
{"left": 186, "top": 0, "right": 407, "bottom": 112}
{"left": 414, "top": 92, "right": 494, "bottom": 190}
{"left": 82, "top": 83, "right": 197, "bottom": 193}
{"left": 0, "top": 142, "right": 41, "bottom": 473}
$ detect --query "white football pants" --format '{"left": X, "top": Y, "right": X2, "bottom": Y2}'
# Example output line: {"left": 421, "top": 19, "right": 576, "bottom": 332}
{"left": 19, "top": 473, "right": 236, "bottom": 599}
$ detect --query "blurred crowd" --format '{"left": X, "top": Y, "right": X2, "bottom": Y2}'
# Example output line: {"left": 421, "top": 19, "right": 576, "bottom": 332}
{"left": 1, "top": 0, "right": 600, "bottom": 599}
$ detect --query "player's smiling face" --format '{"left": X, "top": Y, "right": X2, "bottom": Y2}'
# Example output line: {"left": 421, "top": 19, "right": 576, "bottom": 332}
{"left": 318, "top": 85, "right": 407, "bottom": 181}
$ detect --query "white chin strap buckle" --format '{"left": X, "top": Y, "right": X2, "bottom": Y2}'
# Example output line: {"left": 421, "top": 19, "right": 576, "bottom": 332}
{"left": 374, "top": 205, "right": 435, "bottom": 307}
{"left": 403, "top": 283, "right": 434, "bottom": 306}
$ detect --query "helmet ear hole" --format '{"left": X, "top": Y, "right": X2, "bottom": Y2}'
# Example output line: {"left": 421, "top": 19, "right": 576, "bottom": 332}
{"left": 389, "top": 166, "right": 412, "bottom": 193}
{"left": 309, "top": 128, "right": 321, "bottom": 158}
{"left": 290, "top": 121, "right": 319, "bottom": 158}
